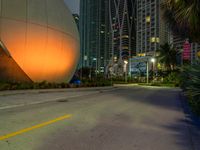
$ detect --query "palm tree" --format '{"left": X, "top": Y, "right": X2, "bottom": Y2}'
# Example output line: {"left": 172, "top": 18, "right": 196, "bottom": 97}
{"left": 163, "top": 0, "right": 200, "bottom": 43}
{"left": 156, "top": 43, "right": 179, "bottom": 71}
{"left": 180, "top": 60, "right": 200, "bottom": 114}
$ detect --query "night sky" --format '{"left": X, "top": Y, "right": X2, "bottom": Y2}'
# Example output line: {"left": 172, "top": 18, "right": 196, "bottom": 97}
{"left": 64, "top": 0, "right": 80, "bottom": 14}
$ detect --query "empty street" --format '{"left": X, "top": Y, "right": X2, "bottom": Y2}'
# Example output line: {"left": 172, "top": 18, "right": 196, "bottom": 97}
{"left": 0, "top": 86, "right": 199, "bottom": 150}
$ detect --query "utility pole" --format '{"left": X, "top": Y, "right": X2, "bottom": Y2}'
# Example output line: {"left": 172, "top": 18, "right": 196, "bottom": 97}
{"left": 146, "top": 60, "right": 149, "bottom": 84}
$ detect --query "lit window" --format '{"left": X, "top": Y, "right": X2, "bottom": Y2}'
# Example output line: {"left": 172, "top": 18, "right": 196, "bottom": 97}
{"left": 122, "top": 46, "right": 129, "bottom": 50}
{"left": 150, "top": 37, "right": 156, "bottom": 43}
{"left": 137, "top": 53, "right": 146, "bottom": 57}
{"left": 146, "top": 16, "right": 151, "bottom": 23}
{"left": 84, "top": 56, "right": 88, "bottom": 60}
{"left": 156, "top": 38, "right": 160, "bottom": 43}
{"left": 197, "top": 51, "right": 200, "bottom": 57}
{"left": 122, "top": 35, "right": 129, "bottom": 38}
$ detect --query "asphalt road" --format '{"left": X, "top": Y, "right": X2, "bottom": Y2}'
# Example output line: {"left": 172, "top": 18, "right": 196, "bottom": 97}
{"left": 0, "top": 86, "right": 199, "bottom": 150}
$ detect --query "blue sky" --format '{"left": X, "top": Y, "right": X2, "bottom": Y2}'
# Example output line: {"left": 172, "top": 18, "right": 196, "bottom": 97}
{"left": 64, "top": 0, "right": 80, "bottom": 14}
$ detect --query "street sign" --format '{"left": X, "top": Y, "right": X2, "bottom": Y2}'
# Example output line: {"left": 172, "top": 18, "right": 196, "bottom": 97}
{"left": 130, "top": 56, "right": 151, "bottom": 63}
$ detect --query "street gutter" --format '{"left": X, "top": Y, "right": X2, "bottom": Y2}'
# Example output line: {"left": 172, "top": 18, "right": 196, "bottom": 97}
{"left": 179, "top": 92, "right": 200, "bottom": 150}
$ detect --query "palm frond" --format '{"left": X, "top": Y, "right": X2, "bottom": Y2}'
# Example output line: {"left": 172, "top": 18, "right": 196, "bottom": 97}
{"left": 163, "top": 0, "right": 200, "bottom": 43}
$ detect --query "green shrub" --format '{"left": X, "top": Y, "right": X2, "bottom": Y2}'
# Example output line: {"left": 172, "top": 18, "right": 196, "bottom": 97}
{"left": 0, "top": 78, "right": 113, "bottom": 91}
{"left": 0, "top": 83, "right": 11, "bottom": 90}
{"left": 180, "top": 60, "right": 200, "bottom": 115}
{"left": 189, "top": 96, "right": 200, "bottom": 115}
{"left": 163, "top": 72, "right": 181, "bottom": 86}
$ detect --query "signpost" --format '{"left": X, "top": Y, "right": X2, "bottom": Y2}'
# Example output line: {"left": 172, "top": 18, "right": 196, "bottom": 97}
{"left": 130, "top": 56, "right": 151, "bottom": 84}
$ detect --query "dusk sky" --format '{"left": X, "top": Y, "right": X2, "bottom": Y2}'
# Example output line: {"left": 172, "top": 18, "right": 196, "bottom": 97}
{"left": 64, "top": 0, "right": 80, "bottom": 14}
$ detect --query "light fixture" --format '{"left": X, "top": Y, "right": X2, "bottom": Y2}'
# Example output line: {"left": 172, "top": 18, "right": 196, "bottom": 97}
{"left": 124, "top": 60, "right": 128, "bottom": 64}
{"left": 151, "top": 58, "right": 155, "bottom": 63}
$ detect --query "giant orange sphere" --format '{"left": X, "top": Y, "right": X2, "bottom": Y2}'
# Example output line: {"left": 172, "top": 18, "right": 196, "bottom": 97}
{"left": 0, "top": 0, "right": 80, "bottom": 82}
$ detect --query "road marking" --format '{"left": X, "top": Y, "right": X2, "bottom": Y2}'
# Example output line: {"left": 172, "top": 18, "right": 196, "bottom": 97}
{"left": 0, "top": 114, "right": 72, "bottom": 140}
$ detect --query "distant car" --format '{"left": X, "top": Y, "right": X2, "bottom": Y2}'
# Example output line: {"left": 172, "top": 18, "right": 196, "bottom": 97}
{"left": 70, "top": 76, "right": 81, "bottom": 85}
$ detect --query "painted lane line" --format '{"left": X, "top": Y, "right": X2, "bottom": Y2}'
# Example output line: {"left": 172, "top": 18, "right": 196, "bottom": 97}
{"left": 0, "top": 114, "right": 72, "bottom": 140}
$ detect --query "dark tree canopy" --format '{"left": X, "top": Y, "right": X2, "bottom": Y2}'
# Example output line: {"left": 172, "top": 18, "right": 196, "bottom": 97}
{"left": 163, "top": 0, "right": 200, "bottom": 43}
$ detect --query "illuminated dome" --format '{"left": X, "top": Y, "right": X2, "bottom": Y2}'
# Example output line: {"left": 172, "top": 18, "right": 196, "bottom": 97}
{"left": 0, "top": 0, "right": 80, "bottom": 83}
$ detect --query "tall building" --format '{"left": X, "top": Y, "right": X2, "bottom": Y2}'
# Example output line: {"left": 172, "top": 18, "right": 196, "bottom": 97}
{"left": 80, "top": 0, "right": 110, "bottom": 73}
{"left": 136, "top": 0, "right": 169, "bottom": 56}
{"left": 109, "top": 0, "right": 137, "bottom": 61}
{"left": 80, "top": 0, "right": 137, "bottom": 75}
{"left": 191, "top": 43, "right": 200, "bottom": 62}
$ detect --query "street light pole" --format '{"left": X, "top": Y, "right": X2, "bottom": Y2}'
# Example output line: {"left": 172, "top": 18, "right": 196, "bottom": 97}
{"left": 125, "top": 71, "right": 127, "bottom": 83}
{"left": 124, "top": 60, "right": 128, "bottom": 83}
{"left": 146, "top": 60, "right": 149, "bottom": 84}
{"left": 151, "top": 58, "right": 155, "bottom": 82}
{"left": 129, "top": 57, "right": 132, "bottom": 81}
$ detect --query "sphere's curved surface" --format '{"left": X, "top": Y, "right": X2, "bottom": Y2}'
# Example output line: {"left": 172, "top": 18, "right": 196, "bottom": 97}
{"left": 0, "top": 0, "right": 80, "bottom": 82}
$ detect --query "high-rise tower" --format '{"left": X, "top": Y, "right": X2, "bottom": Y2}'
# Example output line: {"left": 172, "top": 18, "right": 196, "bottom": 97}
{"left": 80, "top": 0, "right": 137, "bottom": 75}
{"left": 80, "top": 0, "right": 110, "bottom": 73}
{"left": 136, "top": 0, "right": 168, "bottom": 56}
{"left": 109, "top": 0, "right": 137, "bottom": 61}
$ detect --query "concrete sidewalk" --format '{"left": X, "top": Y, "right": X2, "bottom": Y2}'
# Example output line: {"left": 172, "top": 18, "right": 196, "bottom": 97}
{"left": 0, "top": 86, "right": 115, "bottom": 96}
{"left": 0, "top": 86, "right": 116, "bottom": 110}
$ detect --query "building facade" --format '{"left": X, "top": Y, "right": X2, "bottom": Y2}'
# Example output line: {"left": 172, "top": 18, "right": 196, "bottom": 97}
{"left": 136, "top": 0, "right": 168, "bottom": 56}
{"left": 109, "top": 0, "right": 137, "bottom": 62}
{"left": 80, "top": 0, "right": 110, "bottom": 73}
{"left": 80, "top": 0, "right": 137, "bottom": 75}
{"left": 191, "top": 43, "right": 200, "bottom": 62}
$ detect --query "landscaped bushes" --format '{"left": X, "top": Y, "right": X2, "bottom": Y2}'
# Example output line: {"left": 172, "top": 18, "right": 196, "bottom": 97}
{"left": 0, "top": 81, "right": 61, "bottom": 90}
{"left": 0, "top": 80, "right": 113, "bottom": 91}
{"left": 81, "top": 79, "right": 112, "bottom": 87}
{"left": 163, "top": 71, "right": 181, "bottom": 86}
{"left": 180, "top": 60, "right": 200, "bottom": 115}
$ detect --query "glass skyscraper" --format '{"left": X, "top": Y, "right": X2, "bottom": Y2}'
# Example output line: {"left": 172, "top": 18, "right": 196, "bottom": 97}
{"left": 80, "top": 0, "right": 110, "bottom": 73}
{"left": 80, "top": 0, "right": 136, "bottom": 75}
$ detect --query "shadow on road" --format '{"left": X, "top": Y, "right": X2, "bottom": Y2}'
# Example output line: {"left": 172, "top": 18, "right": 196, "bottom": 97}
{"left": 112, "top": 87, "right": 182, "bottom": 111}
{"left": 37, "top": 87, "right": 200, "bottom": 150}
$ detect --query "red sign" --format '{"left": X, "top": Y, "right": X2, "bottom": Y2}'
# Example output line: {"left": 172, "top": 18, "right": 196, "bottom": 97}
{"left": 183, "top": 40, "right": 191, "bottom": 60}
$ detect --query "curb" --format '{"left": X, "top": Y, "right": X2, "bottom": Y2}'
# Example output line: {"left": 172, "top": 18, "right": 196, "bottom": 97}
{"left": 179, "top": 92, "right": 200, "bottom": 150}
{"left": 0, "top": 86, "right": 116, "bottom": 96}
{"left": 0, "top": 87, "right": 118, "bottom": 110}
{"left": 179, "top": 92, "right": 200, "bottom": 126}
